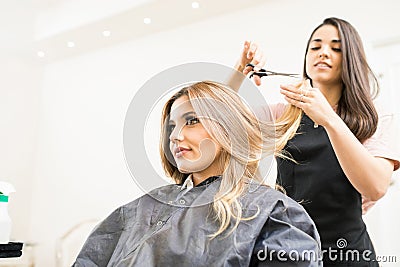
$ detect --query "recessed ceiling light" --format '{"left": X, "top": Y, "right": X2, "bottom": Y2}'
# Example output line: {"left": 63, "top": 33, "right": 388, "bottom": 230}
{"left": 102, "top": 30, "right": 111, "bottom": 37}
{"left": 37, "top": 51, "right": 45, "bottom": 58}
{"left": 67, "top": 41, "right": 75, "bottom": 48}
{"left": 192, "top": 2, "right": 200, "bottom": 8}
{"left": 143, "top": 18, "right": 151, "bottom": 24}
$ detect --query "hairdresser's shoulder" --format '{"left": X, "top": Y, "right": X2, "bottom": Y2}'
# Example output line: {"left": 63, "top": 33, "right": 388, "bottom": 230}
{"left": 255, "top": 102, "right": 287, "bottom": 121}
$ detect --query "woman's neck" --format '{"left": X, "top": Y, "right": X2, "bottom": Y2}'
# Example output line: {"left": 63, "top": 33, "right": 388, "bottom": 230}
{"left": 192, "top": 171, "right": 222, "bottom": 186}
{"left": 315, "top": 82, "right": 343, "bottom": 107}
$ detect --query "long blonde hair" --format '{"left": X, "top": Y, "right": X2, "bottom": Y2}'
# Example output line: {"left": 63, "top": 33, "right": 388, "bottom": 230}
{"left": 160, "top": 81, "right": 277, "bottom": 238}
{"left": 274, "top": 81, "right": 304, "bottom": 152}
{"left": 275, "top": 90, "right": 303, "bottom": 154}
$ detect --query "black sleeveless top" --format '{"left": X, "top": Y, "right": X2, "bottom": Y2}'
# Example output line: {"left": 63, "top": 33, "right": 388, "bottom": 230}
{"left": 276, "top": 114, "right": 378, "bottom": 267}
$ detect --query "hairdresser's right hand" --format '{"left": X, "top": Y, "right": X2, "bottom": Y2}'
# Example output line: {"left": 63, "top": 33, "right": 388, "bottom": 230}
{"left": 234, "top": 41, "right": 266, "bottom": 86}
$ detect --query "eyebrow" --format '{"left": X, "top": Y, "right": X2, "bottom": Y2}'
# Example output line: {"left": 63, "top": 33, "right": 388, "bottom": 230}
{"left": 311, "top": 38, "right": 341, "bottom": 43}
{"left": 168, "top": 111, "right": 196, "bottom": 124}
{"left": 182, "top": 111, "right": 196, "bottom": 117}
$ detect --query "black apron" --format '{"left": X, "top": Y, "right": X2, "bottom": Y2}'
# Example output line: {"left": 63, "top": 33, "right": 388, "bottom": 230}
{"left": 276, "top": 114, "right": 378, "bottom": 267}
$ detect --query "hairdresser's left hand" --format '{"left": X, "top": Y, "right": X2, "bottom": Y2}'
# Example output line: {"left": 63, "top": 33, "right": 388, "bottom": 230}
{"left": 280, "top": 79, "right": 338, "bottom": 127}
{"left": 235, "top": 41, "right": 266, "bottom": 86}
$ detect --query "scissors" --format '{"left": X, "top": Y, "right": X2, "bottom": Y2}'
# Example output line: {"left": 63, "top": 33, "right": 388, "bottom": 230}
{"left": 246, "top": 63, "right": 299, "bottom": 79}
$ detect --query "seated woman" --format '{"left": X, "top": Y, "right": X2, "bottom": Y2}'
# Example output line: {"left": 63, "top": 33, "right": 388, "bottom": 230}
{"left": 73, "top": 81, "right": 322, "bottom": 266}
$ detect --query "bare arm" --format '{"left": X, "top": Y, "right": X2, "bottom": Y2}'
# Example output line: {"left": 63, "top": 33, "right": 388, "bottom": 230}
{"left": 324, "top": 115, "right": 393, "bottom": 201}
{"left": 226, "top": 41, "right": 266, "bottom": 92}
{"left": 281, "top": 81, "right": 394, "bottom": 201}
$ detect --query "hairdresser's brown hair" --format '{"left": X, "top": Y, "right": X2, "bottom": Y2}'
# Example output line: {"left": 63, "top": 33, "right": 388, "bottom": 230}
{"left": 276, "top": 18, "right": 379, "bottom": 148}
{"left": 303, "top": 17, "right": 379, "bottom": 142}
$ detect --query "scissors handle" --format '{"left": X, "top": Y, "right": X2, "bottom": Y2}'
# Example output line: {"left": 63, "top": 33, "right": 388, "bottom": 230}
{"left": 245, "top": 63, "right": 299, "bottom": 79}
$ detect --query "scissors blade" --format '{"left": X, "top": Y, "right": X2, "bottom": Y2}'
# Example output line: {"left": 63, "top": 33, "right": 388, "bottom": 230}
{"left": 246, "top": 64, "right": 299, "bottom": 79}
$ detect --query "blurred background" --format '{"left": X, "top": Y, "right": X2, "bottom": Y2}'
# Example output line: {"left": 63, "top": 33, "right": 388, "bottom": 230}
{"left": 1, "top": 0, "right": 399, "bottom": 266}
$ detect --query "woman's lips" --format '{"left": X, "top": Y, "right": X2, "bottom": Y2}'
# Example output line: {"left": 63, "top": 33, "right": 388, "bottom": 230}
{"left": 314, "top": 62, "right": 331, "bottom": 69}
{"left": 174, "top": 147, "right": 191, "bottom": 158}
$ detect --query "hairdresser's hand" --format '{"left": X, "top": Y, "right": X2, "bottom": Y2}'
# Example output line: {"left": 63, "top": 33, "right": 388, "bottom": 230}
{"left": 234, "top": 40, "right": 266, "bottom": 86}
{"left": 362, "top": 196, "right": 376, "bottom": 215}
{"left": 280, "top": 79, "right": 338, "bottom": 127}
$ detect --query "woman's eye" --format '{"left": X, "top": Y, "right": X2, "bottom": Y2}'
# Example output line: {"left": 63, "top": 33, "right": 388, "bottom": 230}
{"left": 186, "top": 117, "right": 200, "bottom": 126}
{"left": 167, "top": 124, "right": 175, "bottom": 133}
{"left": 310, "top": 47, "right": 320, "bottom": 51}
{"left": 332, "top": 47, "right": 342, "bottom": 52}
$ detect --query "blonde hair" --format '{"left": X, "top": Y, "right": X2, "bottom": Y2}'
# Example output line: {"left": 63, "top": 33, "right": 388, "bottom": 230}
{"left": 274, "top": 81, "right": 304, "bottom": 153}
{"left": 160, "top": 81, "right": 278, "bottom": 238}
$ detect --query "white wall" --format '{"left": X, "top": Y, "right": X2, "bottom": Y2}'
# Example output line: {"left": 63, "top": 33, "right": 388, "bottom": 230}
{"left": 0, "top": 56, "right": 42, "bottom": 242}
{"left": 0, "top": 0, "right": 40, "bottom": 243}
{"left": 4, "top": 0, "right": 399, "bottom": 266}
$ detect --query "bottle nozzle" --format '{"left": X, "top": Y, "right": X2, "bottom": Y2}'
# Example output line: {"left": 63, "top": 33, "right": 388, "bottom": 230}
{"left": 0, "top": 182, "right": 16, "bottom": 203}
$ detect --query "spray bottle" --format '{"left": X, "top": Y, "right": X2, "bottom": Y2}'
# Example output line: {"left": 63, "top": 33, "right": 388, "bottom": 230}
{"left": 0, "top": 181, "right": 16, "bottom": 244}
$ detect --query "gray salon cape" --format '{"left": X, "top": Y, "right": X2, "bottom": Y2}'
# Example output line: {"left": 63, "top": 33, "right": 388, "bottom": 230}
{"left": 73, "top": 178, "right": 322, "bottom": 266}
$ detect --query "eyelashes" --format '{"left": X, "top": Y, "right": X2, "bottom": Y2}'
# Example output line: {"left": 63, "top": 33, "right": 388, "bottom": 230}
{"left": 310, "top": 47, "right": 341, "bottom": 52}
{"left": 185, "top": 117, "right": 200, "bottom": 126}
{"left": 167, "top": 117, "right": 200, "bottom": 133}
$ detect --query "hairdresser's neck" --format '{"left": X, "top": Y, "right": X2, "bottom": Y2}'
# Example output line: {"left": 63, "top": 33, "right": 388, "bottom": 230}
{"left": 315, "top": 81, "right": 343, "bottom": 107}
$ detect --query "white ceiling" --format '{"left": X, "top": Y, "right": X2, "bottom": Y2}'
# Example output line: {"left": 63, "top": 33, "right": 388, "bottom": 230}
{"left": 34, "top": 0, "right": 153, "bottom": 39}
{"left": 0, "top": 0, "right": 269, "bottom": 62}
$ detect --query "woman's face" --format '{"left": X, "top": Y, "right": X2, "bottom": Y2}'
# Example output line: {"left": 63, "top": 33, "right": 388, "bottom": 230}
{"left": 168, "top": 95, "right": 222, "bottom": 177}
{"left": 305, "top": 24, "right": 343, "bottom": 86}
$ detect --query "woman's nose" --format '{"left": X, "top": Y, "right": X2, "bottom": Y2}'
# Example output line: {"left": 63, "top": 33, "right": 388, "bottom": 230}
{"left": 169, "top": 126, "right": 184, "bottom": 142}
{"left": 319, "top": 45, "right": 330, "bottom": 58}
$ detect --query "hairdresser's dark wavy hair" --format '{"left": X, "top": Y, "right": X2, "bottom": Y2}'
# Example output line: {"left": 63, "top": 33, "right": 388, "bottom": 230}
{"left": 303, "top": 17, "right": 379, "bottom": 142}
